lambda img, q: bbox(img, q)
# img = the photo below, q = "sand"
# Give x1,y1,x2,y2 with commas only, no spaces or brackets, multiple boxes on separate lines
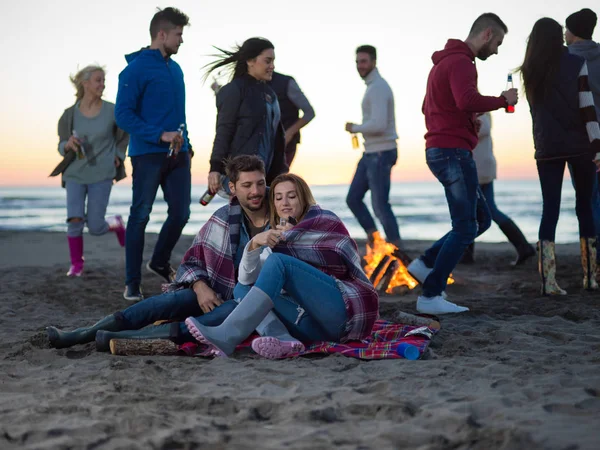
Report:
1,230,599,449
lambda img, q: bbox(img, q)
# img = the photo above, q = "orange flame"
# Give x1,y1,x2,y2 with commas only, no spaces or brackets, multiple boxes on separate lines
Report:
363,231,454,294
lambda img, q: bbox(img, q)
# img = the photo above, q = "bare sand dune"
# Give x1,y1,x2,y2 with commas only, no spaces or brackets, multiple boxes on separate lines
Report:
1,231,599,449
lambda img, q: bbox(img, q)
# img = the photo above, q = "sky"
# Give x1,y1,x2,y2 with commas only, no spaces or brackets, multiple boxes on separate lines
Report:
2,0,599,186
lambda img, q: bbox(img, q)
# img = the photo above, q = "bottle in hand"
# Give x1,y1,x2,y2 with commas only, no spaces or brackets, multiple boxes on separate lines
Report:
199,188,216,206
351,133,359,149
505,74,515,114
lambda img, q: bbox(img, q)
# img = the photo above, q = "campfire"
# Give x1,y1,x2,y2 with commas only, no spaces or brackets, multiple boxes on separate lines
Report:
363,232,454,295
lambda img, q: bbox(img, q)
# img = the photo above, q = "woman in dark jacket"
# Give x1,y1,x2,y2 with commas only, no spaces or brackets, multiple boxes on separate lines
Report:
518,18,600,295
205,37,287,195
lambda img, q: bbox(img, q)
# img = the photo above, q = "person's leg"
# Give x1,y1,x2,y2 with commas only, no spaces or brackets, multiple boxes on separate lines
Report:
346,154,378,241
569,155,598,289
65,181,87,277
185,253,347,356
150,152,191,281
125,154,163,298
593,172,600,264
85,179,112,236
421,150,479,295
536,159,567,295
366,149,402,247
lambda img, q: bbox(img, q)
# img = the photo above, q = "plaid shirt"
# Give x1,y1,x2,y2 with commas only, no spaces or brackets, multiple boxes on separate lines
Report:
274,205,379,342
165,198,243,300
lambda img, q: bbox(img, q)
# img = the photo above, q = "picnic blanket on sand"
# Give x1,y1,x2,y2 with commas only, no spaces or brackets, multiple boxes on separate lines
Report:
179,320,440,360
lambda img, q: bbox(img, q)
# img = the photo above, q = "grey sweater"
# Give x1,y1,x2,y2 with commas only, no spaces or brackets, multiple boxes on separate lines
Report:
57,101,128,185
351,68,398,152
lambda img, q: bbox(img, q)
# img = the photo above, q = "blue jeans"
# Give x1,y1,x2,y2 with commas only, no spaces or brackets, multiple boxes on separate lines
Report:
234,253,348,342
346,148,401,245
125,152,191,285
421,148,492,297
479,182,511,227
65,179,113,237
116,288,238,341
538,155,595,241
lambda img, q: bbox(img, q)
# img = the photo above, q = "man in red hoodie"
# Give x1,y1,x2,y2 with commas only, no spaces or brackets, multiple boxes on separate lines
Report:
407,13,519,315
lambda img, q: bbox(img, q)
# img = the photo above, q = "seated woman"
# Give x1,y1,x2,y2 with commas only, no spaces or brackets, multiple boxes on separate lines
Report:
185,173,380,358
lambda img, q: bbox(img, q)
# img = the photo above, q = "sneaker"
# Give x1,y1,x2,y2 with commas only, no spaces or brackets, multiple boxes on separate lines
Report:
123,283,144,302
146,261,176,283
407,258,447,299
106,215,126,247
417,295,469,315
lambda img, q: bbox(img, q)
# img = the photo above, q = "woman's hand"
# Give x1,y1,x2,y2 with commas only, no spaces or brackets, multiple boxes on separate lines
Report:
276,222,294,232
249,229,283,250
64,135,81,152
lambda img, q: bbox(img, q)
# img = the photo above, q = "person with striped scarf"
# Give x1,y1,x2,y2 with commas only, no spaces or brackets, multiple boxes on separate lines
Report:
518,18,600,295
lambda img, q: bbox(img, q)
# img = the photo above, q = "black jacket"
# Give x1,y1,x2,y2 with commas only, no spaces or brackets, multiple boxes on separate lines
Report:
210,73,287,184
530,49,591,160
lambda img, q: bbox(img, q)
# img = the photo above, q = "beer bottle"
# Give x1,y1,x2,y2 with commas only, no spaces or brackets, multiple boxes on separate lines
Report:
505,74,515,114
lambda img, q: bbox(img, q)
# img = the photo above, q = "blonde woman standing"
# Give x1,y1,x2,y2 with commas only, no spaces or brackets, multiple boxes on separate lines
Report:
56,65,129,277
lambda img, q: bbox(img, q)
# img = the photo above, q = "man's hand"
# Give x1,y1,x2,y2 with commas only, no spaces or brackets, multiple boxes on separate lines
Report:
192,280,223,313
345,122,355,133
65,135,81,152
160,131,180,143
249,229,283,251
208,171,222,194
284,130,294,146
501,88,518,106
114,156,121,167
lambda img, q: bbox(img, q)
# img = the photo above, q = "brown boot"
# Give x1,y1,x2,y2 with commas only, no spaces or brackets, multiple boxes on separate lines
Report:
538,241,567,296
580,237,599,290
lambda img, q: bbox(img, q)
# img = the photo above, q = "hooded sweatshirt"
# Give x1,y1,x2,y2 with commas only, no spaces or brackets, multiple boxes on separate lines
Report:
115,48,189,157
423,39,507,151
568,40,600,118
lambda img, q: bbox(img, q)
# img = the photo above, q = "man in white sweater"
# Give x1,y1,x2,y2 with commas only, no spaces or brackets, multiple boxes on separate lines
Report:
345,45,401,248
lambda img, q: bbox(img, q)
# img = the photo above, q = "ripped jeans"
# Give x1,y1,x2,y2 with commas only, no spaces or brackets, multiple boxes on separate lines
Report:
233,253,348,343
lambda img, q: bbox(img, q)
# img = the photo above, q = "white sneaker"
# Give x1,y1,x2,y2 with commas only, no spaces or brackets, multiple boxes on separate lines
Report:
416,295,469,315
407,259,448,299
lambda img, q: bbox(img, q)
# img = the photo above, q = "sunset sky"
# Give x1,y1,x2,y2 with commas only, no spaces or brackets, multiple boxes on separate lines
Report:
2,0,598,186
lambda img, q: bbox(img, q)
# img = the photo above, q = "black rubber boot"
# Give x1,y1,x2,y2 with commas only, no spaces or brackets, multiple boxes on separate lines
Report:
47,315,121,349
499,220,535,266
95,322,178,352
459,243,475,264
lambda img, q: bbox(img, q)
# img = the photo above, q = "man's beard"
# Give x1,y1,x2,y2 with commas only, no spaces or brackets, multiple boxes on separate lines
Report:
243,196,265,212
477,42,493,61
165,44,179,56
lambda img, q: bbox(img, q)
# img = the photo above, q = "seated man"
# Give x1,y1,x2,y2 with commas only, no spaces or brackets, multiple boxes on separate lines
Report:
47,155,287,351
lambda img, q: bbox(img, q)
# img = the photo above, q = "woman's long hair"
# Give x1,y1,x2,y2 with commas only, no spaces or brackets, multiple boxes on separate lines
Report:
517,18,565,104
269,173,316,228
202,37,274,83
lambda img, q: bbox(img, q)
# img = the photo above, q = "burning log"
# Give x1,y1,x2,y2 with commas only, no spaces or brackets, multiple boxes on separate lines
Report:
369,255,391,286
376,259,400,293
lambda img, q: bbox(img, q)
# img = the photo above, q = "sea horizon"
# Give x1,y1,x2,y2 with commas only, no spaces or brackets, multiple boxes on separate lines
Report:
0,179,584,244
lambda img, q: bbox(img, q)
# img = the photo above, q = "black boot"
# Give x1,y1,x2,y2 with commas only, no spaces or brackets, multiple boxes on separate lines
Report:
499,220,535,266
47,315,121,349
459,243,475,264
95,322,178,352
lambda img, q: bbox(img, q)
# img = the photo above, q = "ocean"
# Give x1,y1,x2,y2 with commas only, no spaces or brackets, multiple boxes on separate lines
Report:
0,180,584,244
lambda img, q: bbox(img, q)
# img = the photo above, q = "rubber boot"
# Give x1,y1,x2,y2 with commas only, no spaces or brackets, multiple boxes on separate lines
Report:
47,314,121,349
538,240,567,296
106,215,126,247
67,236,84,277
580,237,599,290
185,286,274,356
499,220,535,266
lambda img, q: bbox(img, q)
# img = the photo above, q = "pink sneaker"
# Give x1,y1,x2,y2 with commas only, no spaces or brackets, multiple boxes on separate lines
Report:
107,215,126,247
251,336,305,359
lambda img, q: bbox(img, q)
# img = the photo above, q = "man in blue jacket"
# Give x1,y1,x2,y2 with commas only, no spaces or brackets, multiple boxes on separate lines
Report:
115,7,191,302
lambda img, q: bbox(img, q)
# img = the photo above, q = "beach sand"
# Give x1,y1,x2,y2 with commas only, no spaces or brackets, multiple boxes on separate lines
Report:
1,230,599,449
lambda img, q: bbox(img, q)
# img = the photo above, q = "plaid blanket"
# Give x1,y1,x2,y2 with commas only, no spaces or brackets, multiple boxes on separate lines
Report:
179,320,439,360
165,197,243,300
274,205,379,341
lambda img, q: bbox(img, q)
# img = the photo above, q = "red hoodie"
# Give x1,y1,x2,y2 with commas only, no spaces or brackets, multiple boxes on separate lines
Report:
423,39,507,151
